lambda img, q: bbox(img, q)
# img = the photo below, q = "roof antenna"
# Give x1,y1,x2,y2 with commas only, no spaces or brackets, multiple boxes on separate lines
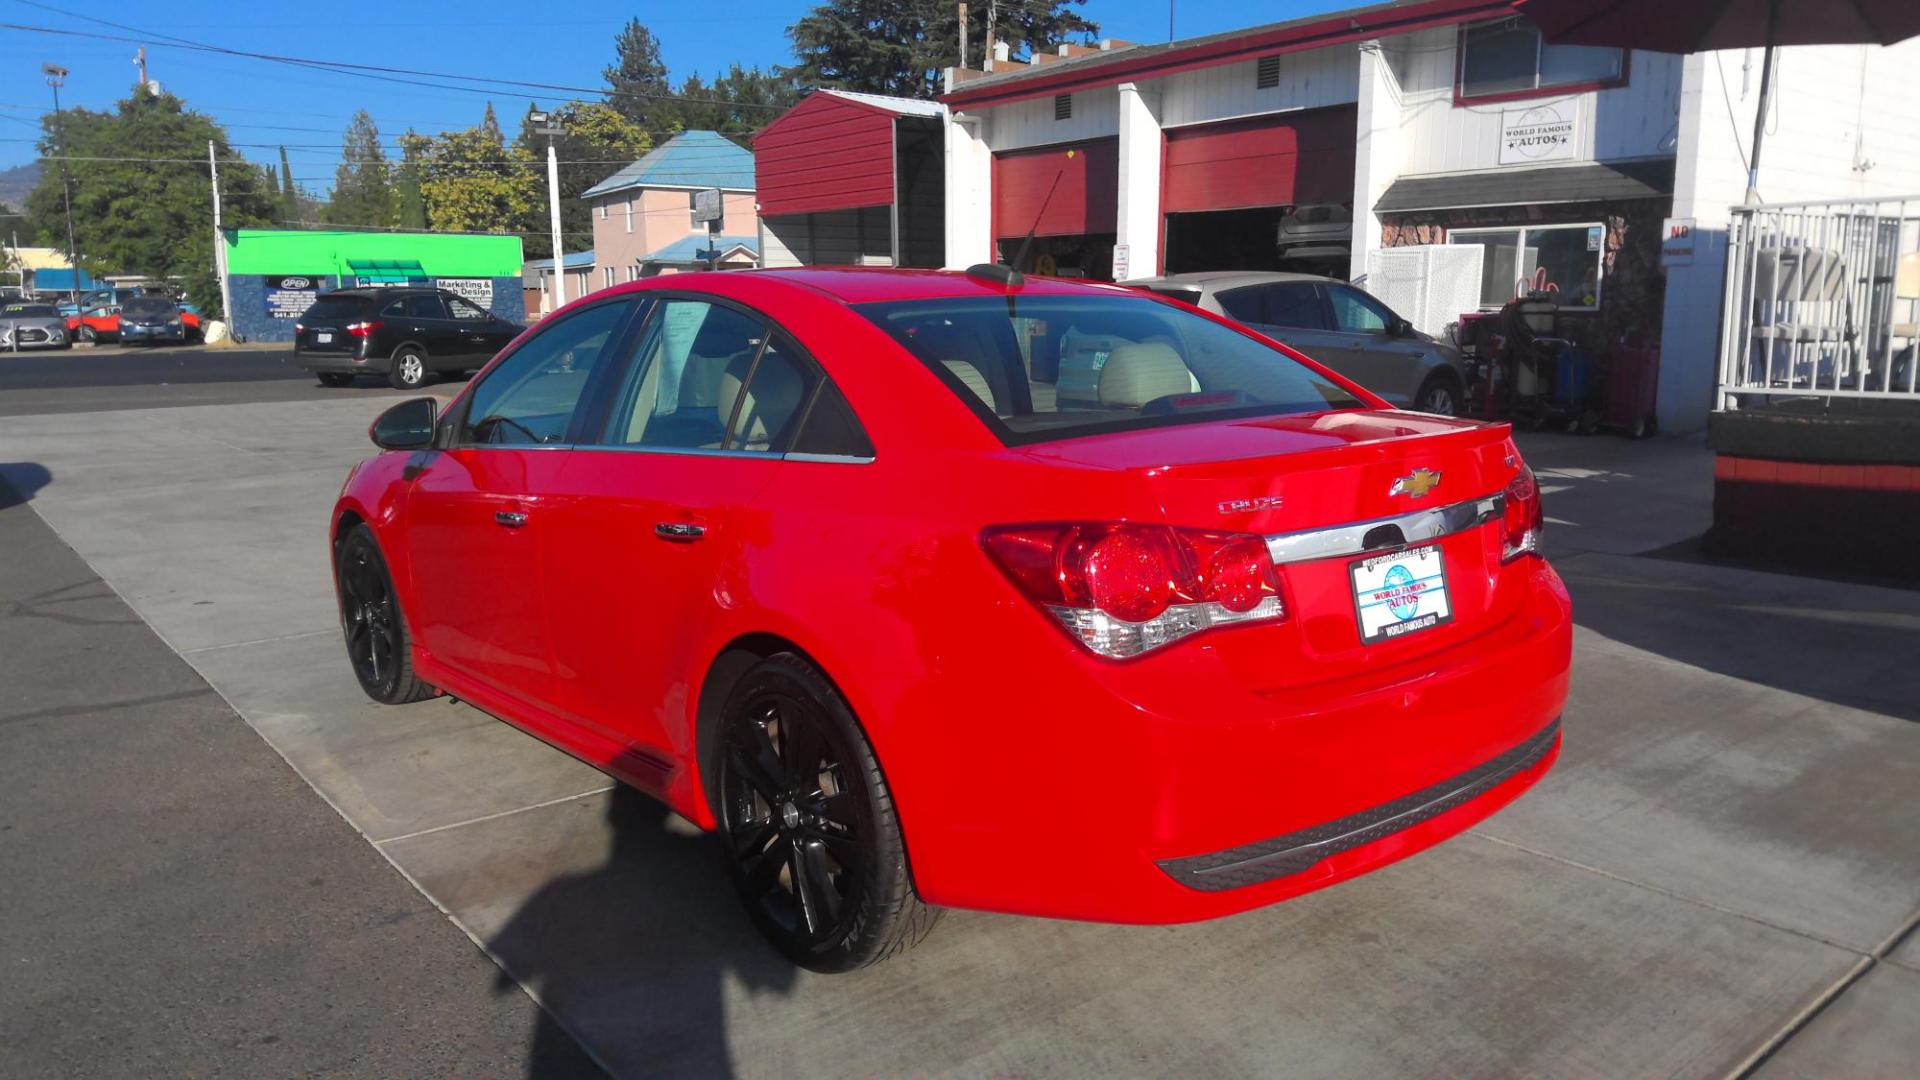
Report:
967,168,1064,288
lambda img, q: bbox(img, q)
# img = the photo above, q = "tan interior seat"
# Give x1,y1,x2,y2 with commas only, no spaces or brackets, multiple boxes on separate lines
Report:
1098,343,1198,408
719,353,807,450
941,359,996,411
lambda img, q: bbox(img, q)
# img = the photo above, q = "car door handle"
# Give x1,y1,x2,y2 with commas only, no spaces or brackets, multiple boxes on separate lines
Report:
495,510,528,528
654,522,705,541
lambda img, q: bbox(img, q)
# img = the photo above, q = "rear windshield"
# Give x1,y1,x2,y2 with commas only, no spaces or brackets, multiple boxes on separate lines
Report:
121,297,176,316
856,294,1363,445
302,295,374,320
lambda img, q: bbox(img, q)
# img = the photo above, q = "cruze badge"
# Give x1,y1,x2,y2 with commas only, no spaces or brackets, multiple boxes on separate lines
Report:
1389,468,1442,498
1217,495,1283,514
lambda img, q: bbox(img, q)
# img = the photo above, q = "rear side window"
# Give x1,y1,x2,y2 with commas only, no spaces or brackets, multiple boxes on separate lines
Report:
1215,287,1267,324
790,381,874,459
405,294,448,320
857,294,1361,446
724,334,818,453
1267,285,1329,330
460,300,631,445
303,295,372,321
605,299,766,450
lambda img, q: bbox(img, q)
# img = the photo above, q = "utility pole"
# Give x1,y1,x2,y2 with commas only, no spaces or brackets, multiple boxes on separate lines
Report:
959,3,969,69
530,111,567,311
985,0,996,71
209,140,236,341
134,46,148,89
42,64,78,305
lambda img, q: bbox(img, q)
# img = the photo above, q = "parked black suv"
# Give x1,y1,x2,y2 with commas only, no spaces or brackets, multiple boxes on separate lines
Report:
294,287,523,389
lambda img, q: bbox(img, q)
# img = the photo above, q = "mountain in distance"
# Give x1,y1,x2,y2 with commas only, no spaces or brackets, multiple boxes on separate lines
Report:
0,162,44,218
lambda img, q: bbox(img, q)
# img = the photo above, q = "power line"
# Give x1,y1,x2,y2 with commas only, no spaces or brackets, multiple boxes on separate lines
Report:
2,6,792,113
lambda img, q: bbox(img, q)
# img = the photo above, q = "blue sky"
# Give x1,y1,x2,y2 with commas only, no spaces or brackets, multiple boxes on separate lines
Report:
0,0,1342,184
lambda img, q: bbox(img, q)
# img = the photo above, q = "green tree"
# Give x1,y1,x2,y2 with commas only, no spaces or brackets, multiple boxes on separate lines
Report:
603,18,674,129
323,110,394,227
406,104,540,235
23,85,275,314
670,65,801,135
790,0,1096,98
395,130,427,229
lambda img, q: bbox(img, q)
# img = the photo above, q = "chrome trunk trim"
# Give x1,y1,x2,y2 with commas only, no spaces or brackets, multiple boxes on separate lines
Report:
1263,492,1504,565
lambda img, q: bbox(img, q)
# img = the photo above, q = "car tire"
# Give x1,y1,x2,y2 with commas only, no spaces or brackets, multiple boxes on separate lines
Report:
716,652,941,972
77,325,95,344
335,524,435,705
389,347,429,390
1413,372,1464,417
316,372,355,388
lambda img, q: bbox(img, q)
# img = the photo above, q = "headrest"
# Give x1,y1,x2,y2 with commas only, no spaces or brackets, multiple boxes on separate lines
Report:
1098,343,1195,408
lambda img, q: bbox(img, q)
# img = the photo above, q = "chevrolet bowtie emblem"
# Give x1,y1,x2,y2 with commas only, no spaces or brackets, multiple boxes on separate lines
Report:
1389,468,1442,498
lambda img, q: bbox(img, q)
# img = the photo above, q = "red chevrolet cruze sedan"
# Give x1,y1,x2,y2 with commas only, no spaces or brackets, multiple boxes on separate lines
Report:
331,267,1570,971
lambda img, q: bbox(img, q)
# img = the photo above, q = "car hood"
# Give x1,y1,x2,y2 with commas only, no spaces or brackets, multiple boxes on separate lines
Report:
2,315,66,330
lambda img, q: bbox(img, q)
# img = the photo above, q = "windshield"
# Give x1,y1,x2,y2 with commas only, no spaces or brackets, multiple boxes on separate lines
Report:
122,297,177,316
856,294,1364,445
3,304,56,317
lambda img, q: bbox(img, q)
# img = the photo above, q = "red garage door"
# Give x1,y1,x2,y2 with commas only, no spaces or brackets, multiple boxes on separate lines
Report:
993,139,1118,240
1162,106,1357,213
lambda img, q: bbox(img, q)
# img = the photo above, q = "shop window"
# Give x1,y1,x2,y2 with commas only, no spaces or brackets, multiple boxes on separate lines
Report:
1449,223,1605,310
1458,18,1623,101
1054,94,1072,121
1255,55,1280,90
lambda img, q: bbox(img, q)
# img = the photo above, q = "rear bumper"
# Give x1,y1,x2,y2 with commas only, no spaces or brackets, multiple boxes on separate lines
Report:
297,350,381,374
1157,717,1560,891
894,558,1572,924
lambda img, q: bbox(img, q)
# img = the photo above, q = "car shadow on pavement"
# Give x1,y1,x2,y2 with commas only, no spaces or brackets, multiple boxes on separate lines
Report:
1560,554,1920,724
0,463,52,508
487,784,799,1079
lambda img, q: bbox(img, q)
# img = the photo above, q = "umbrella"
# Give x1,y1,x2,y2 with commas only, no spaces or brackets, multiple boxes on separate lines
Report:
1515,0,1920,202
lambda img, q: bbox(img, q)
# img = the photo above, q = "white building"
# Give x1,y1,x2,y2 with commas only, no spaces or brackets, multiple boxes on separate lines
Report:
938,0,1920,432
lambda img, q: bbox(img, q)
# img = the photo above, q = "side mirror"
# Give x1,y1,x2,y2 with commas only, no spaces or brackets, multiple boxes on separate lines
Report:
370,397,438,451
1388,316,1414,337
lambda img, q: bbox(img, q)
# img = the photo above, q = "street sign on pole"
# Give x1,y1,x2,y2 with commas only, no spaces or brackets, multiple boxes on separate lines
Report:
691,188,723,228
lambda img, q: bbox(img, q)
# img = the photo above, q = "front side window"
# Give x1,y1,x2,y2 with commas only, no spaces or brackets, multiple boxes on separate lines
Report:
1459,18,1623,100
1326,286,1394,334
858,295,1362,446
459,300,631,446
1450,224,1604,309
604,299,767,450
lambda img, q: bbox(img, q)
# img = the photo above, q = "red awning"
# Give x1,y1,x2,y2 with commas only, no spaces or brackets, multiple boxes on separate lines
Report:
1162,106,1357,214
992,139,1119,240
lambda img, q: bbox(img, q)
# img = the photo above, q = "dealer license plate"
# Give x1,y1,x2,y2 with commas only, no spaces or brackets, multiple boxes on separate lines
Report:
316,332,333,344
1350,545,1452,644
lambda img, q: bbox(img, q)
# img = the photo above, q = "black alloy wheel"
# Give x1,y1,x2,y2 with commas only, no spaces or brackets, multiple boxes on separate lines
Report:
335,524,434,704
717,654,940,971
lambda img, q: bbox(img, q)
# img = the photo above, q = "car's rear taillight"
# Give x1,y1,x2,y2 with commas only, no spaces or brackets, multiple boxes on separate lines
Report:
981,522,1286,658
347,320,383,337
294,322,304,333
1502,466,1544,561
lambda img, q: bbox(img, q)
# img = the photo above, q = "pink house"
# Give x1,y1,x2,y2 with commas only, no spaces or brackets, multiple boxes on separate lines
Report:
581,130,761,290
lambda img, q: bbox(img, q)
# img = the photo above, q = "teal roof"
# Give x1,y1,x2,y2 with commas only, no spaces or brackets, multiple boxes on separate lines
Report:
581,131,755,198
642,234,758,265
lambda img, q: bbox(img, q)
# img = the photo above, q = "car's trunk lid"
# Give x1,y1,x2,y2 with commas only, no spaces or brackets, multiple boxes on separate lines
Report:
1017,409,1527,688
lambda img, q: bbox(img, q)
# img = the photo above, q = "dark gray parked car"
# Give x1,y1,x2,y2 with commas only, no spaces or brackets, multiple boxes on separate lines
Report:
1133,272,1469,415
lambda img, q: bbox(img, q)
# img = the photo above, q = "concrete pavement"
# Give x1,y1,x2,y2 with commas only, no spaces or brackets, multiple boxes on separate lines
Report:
1,400,1915,1077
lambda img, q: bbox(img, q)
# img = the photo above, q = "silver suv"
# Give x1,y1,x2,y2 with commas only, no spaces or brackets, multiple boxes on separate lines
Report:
1132,272,1469,416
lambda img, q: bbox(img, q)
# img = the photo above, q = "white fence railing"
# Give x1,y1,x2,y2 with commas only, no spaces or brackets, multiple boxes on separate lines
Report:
1717,195,1920,408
